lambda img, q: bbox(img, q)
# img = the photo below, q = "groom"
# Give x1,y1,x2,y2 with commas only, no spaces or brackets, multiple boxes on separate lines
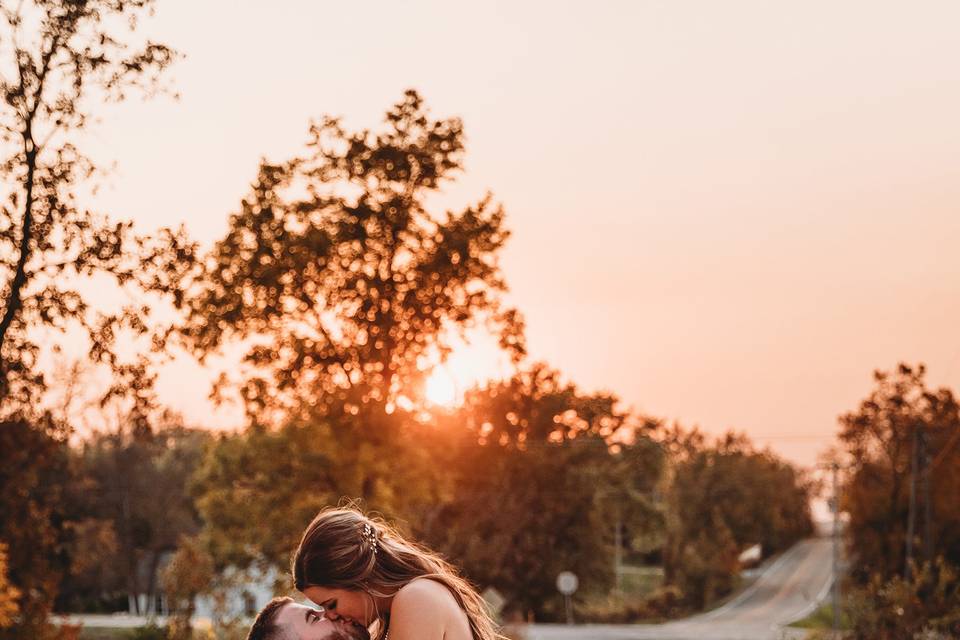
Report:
246,597,370,640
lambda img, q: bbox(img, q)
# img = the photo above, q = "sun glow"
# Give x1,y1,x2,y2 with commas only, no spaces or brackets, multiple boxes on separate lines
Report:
425,367,458,406
421,333,511,408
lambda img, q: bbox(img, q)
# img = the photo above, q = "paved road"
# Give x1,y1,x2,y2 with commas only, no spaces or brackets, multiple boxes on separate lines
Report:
526,538,833,640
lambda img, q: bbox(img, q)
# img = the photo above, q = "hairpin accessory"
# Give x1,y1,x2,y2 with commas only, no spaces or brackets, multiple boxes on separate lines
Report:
363,522,379,555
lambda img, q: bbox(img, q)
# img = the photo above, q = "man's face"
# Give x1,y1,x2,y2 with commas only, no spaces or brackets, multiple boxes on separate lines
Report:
274,602,369,640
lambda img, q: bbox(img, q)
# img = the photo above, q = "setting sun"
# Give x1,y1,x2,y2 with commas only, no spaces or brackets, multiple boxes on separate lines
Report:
425,367,458,406
421,332,511,407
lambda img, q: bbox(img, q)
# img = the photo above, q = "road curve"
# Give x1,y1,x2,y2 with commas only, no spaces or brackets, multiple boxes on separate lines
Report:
526,537,833,640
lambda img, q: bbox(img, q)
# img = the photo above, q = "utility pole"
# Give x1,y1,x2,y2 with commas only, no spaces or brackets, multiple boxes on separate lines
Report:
831,462,841,638
614,507,623,594
905,425,919,580
920,427,932,563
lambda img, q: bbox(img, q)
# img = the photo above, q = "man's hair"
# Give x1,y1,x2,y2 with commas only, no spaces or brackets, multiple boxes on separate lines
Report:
247,596,294,640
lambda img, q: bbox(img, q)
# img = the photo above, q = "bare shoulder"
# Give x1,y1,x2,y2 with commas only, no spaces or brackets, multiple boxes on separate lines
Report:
393,577,460,611
389,578,472,640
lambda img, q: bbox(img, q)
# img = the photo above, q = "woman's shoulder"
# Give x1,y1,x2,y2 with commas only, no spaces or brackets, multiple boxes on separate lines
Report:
394,577,460,609
389,577,471,640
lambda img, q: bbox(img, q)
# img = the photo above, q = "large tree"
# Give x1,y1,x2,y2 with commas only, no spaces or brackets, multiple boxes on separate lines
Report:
179,90,524,423
0,0,190,415
421,365,666,619
838,363,960,581
186,92,530,571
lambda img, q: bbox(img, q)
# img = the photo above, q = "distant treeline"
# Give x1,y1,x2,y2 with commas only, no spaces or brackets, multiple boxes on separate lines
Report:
0,386,814,634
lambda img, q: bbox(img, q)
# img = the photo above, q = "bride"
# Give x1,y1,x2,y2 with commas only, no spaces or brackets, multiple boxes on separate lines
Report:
292,507,503,640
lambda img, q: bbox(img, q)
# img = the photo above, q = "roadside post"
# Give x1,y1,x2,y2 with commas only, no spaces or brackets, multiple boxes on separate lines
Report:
831,462,840,638
556,571,578,625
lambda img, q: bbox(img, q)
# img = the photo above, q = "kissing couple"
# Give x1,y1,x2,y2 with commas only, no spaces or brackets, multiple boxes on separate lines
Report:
246,507,502,640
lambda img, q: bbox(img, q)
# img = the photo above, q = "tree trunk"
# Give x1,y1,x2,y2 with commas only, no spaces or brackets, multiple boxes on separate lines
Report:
0,144,38,389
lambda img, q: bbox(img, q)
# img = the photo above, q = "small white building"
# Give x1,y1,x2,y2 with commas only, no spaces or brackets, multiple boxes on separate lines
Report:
194,565,282,622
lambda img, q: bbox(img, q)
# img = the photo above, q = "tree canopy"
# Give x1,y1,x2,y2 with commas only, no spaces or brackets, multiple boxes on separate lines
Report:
179,90,524,422
0,0,192,418
661,430,814,608
839,363,960,581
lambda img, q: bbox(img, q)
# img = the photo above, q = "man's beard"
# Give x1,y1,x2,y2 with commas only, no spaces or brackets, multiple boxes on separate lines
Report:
333,620,371,640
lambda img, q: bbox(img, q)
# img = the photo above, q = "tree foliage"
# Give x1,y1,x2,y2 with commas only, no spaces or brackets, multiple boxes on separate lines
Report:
0,0,191,416
192,409,442,573
839,363,960,581
0,543,20,629
0,418,71,638
178,90,524,421
419,365,665,618
161,536,214,640
661,429,813,608
64,423,210,615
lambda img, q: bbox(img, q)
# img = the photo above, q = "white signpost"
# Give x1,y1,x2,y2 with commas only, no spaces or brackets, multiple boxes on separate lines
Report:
556,571,578,624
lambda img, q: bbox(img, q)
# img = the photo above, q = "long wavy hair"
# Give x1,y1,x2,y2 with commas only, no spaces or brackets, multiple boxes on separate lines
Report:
292,507,503,640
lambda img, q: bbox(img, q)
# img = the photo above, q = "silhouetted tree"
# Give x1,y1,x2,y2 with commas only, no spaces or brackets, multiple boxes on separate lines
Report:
0,0,191,417
179,90,524,423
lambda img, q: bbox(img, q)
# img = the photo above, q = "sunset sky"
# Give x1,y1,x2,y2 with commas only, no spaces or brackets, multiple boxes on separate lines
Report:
78,1,960,467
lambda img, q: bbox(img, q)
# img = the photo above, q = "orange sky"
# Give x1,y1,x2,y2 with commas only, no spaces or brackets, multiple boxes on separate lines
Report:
77,1,960,467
